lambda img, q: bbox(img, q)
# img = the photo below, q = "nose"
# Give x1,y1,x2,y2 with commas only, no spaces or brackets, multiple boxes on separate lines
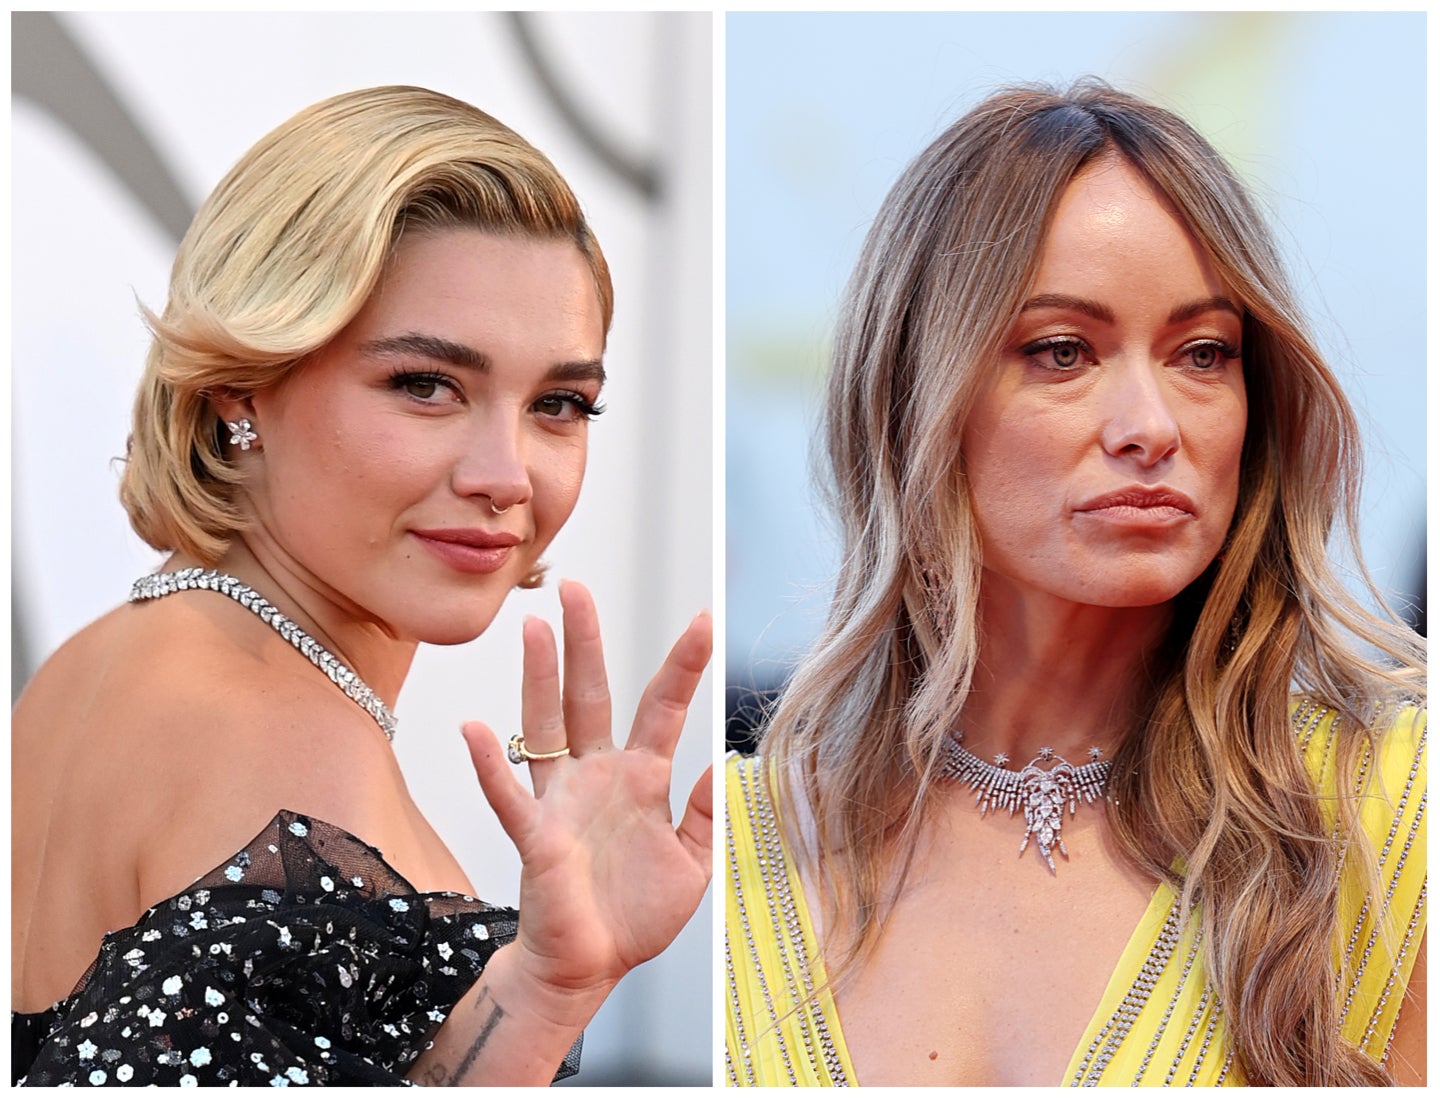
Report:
451,416,532,513
1099,362,1181,467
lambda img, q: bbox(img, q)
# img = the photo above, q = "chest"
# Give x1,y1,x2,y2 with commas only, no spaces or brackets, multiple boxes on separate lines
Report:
831,803,1158,1086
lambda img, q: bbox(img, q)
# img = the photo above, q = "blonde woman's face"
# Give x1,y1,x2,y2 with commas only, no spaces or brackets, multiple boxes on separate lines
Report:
246,229,605,644
962,156,1247,611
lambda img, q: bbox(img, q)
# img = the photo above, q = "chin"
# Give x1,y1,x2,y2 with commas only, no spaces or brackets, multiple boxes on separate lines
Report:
393,598,509,647
1081,556,1215,609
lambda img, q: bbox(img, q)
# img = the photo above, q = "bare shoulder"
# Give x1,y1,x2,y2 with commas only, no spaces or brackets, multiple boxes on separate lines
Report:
12,596,471,1010
14,597,415,909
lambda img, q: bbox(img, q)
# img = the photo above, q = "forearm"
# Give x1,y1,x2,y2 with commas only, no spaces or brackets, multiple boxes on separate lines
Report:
406,942,614,1086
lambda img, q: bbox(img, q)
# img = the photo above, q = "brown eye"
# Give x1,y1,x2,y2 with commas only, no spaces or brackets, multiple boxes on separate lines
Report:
533,390,605,422
387,370,460,403
1175,341,1238,371
1019,336,1092,371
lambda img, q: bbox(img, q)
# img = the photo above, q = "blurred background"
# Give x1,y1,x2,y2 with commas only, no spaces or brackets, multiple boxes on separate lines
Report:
725,12,1425,749
12,12,712,1085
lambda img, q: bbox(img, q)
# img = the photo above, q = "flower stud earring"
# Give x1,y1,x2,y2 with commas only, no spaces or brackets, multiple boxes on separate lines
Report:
226,417,258,451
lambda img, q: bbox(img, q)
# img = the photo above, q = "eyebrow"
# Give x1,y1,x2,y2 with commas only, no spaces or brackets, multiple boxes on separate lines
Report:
360,333,485,368
1166,296,1243,324
1018,293,1242,326
359,331,606,385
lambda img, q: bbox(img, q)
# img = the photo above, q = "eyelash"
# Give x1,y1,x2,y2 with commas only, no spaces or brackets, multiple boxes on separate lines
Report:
1174,339,1241,371
1020,335,1094,371
388,369,461,402
536,391,607,422
386,369,606,420
1018,336,1240,371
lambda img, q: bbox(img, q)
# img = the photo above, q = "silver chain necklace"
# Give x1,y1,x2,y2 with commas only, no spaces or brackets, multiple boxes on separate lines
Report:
940,734,1111,874
129,567,397,741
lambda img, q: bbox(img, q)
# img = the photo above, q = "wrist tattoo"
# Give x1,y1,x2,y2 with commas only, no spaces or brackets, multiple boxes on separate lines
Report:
445,986,506,1085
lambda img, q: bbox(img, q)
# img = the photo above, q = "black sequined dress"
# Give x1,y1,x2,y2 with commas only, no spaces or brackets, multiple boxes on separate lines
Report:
12,811,580,1086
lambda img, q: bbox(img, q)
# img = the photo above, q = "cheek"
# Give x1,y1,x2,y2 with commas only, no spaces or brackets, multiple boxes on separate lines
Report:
963,405,1072,517
534,440,588,531
1202,388,1248,489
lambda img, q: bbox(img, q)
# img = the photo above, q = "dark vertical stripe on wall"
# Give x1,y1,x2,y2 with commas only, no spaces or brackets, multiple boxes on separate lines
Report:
11,12,196,691
12,12,193,244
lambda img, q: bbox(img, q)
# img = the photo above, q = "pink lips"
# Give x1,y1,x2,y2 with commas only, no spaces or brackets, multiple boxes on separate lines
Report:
411,528,522,574
1074,487,1196,527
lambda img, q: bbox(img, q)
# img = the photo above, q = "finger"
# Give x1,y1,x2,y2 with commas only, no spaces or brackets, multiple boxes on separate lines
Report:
626,609,713,758
559,579,613,755
462,721,537,845
520,615,567,796
675,764,714,873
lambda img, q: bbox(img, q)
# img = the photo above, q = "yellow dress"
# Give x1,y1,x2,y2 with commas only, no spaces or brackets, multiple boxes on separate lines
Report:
724,702,1426,1086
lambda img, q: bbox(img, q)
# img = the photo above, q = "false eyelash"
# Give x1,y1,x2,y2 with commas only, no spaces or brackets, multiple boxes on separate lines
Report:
386,368,461,395
564,393,606,419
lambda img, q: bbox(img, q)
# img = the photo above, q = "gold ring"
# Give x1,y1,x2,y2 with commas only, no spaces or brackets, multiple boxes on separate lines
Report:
507,733,571,764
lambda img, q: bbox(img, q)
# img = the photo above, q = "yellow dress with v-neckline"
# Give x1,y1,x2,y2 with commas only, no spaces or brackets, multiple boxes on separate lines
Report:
724,701,1426,1086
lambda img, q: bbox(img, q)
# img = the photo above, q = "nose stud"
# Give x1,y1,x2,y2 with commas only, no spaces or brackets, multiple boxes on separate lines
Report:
489,499,511,516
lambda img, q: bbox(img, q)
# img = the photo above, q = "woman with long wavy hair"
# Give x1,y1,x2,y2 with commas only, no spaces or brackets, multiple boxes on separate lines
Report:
725,80,1425,1086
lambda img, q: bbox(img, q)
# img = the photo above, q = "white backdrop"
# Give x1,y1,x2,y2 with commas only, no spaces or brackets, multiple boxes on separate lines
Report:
12,11,713,1085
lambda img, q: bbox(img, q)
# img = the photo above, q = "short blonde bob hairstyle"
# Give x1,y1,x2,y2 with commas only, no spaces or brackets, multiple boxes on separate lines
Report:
120,85,613,564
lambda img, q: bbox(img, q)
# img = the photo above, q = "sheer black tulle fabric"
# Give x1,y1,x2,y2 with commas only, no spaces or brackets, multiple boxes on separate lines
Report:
13,811,581,1086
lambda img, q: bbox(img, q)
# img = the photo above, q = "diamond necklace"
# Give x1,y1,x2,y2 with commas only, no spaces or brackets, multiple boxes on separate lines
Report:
129,567,397,740
940,734,1111,874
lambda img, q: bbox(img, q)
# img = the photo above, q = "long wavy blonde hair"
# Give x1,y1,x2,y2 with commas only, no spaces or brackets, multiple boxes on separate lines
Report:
759,79,1424,1086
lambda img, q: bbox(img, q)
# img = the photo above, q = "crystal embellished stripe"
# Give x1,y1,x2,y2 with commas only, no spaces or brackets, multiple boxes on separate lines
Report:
726,760,788,1084
1165,983,1214,1085
129,567,396,739
1377,880,1426,1063
1338,719,1425,1033
1214,1047,1236,1085
726,756,850,1086
723,793,753,1086
1069,702,1423,1087
1130,930,1205,1085
748,765,848,1084
1071,897,1187,1086
742,761,804,1084
1186,991,1224,1086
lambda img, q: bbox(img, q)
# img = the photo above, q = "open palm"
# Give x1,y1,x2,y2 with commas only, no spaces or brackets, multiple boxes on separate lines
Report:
464,580,712,997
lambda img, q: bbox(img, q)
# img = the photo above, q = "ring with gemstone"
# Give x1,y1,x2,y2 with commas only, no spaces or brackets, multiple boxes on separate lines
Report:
506,734,571,764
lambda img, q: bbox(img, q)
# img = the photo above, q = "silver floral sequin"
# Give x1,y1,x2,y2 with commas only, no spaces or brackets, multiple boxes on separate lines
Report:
13,812,583,1086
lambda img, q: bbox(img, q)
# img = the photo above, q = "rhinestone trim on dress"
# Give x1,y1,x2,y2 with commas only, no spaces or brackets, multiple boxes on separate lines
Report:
129,567,397,740
726,755,849,1086
1068,702,1425,1086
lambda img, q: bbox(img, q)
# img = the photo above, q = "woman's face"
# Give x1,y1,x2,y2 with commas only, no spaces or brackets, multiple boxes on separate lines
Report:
962,156,1247,611
244,228,606,644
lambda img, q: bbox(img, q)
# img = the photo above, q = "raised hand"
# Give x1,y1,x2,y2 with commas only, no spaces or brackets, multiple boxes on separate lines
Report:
463,579,713,999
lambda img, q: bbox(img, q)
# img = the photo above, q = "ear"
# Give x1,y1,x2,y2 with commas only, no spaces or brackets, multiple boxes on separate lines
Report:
208,390,262,453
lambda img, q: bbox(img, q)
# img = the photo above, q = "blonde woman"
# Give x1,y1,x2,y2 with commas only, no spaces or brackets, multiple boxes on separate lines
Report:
726,81,1425,1086
13,86,712,1086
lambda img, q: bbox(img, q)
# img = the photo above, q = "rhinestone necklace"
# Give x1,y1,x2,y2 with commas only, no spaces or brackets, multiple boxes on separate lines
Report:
129,567,397,740
940,734,1111,874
